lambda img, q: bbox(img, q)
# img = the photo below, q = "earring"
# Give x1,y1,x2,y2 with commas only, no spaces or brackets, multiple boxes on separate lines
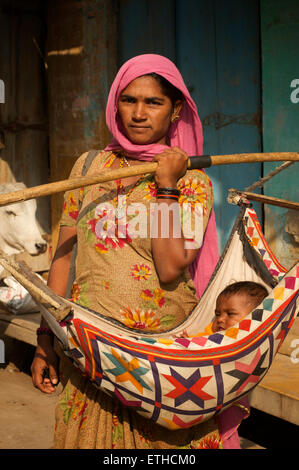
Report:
171,114,180,123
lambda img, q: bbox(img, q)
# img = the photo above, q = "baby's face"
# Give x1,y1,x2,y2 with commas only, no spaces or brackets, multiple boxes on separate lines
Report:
212,293,254,332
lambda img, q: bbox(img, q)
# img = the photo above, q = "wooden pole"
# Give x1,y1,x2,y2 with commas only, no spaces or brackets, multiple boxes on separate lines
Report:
229,189,299,211
0,251,72,321
0,152,298,207
210,152,299,165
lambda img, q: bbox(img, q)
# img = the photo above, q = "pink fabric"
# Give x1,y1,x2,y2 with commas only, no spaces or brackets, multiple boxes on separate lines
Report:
105,53,218,296
105,54,203,160
216,396,250,449
188,207,219,297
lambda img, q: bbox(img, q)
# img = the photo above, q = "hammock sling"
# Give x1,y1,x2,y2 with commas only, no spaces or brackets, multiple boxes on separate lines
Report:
0,203,298,430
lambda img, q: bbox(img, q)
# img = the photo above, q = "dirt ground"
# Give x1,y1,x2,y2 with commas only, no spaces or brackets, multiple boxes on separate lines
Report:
0,365,59,449
0,338,60,449
0,337,264,450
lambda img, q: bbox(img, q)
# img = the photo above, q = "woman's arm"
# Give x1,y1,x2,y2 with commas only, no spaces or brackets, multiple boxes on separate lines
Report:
31,225,77,393
151,147,203,283
47,225,77,295
151,205,199,283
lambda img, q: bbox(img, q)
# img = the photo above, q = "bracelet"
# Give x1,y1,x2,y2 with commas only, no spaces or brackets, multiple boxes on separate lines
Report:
156,193,179,201
156,187,180,196
36,327,54,336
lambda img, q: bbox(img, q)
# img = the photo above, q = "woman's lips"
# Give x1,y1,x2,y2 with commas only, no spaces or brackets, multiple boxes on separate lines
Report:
129,125,150,129
128,126,151,136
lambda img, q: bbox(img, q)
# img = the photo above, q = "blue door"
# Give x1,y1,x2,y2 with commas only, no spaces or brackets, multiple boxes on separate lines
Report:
260,0,299,269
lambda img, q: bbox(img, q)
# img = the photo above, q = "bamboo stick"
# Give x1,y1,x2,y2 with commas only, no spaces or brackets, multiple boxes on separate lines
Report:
211,152,299,165
0,152,298,207
229,189,299,211
0,251,72,321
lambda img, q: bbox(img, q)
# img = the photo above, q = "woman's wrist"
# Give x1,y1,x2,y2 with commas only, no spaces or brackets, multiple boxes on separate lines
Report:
36,331,54,348
156,182,178,189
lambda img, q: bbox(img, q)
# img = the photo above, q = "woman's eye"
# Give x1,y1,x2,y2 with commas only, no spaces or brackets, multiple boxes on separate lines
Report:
120,96,135,103
147,99,163,105
6,210,16,216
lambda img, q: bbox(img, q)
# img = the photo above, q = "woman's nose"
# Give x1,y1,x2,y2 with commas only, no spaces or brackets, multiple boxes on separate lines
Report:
132,102,146,120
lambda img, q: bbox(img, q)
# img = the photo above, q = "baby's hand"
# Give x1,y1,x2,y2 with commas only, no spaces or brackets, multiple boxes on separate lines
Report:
172,329,188,339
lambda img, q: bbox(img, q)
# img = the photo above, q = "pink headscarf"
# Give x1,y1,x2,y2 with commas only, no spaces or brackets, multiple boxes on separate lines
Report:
105,54,203,160
105,54,219,297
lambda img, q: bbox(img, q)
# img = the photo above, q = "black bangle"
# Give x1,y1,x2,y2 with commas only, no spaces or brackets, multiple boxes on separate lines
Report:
156,194,179,201
156,187,180,196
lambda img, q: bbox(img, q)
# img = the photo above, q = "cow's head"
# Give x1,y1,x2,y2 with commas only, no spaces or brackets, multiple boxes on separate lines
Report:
0,183,47,257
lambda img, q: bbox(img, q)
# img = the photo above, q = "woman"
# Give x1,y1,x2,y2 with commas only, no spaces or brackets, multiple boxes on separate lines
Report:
31,54,238,449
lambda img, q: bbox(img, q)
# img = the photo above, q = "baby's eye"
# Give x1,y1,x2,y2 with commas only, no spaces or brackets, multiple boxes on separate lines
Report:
214,311,220,317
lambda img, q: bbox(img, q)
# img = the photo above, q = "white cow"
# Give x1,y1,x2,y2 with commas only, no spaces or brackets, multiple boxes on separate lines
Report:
0,182,47,258
0,182,47,313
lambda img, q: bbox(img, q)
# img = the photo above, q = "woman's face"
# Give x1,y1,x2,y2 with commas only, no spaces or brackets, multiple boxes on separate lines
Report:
117,75,181,146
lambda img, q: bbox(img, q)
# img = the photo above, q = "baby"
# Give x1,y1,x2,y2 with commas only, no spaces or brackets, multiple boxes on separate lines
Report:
177,281,268,338
211,281,268,332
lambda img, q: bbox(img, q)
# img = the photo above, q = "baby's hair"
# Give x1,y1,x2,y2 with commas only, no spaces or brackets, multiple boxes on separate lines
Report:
218,281,268,307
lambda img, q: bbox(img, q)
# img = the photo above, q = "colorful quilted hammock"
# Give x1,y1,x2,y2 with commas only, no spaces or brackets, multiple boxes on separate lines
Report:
18,207,299,429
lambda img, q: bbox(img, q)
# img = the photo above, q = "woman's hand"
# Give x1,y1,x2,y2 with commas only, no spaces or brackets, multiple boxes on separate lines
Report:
153,146,189,188
31,336,59,394
31,225,76,393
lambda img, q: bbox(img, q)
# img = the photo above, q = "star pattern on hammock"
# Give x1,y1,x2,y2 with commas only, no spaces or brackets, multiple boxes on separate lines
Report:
104,348,152,393
113,387,147,411
163,414,204,430
226,348,268,395
163,367,214,408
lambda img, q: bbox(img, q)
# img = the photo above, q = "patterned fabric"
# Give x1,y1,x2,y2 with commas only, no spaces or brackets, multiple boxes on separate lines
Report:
60,150,213,332
242,208,287,281
54,347,222,449
56,199,299,433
